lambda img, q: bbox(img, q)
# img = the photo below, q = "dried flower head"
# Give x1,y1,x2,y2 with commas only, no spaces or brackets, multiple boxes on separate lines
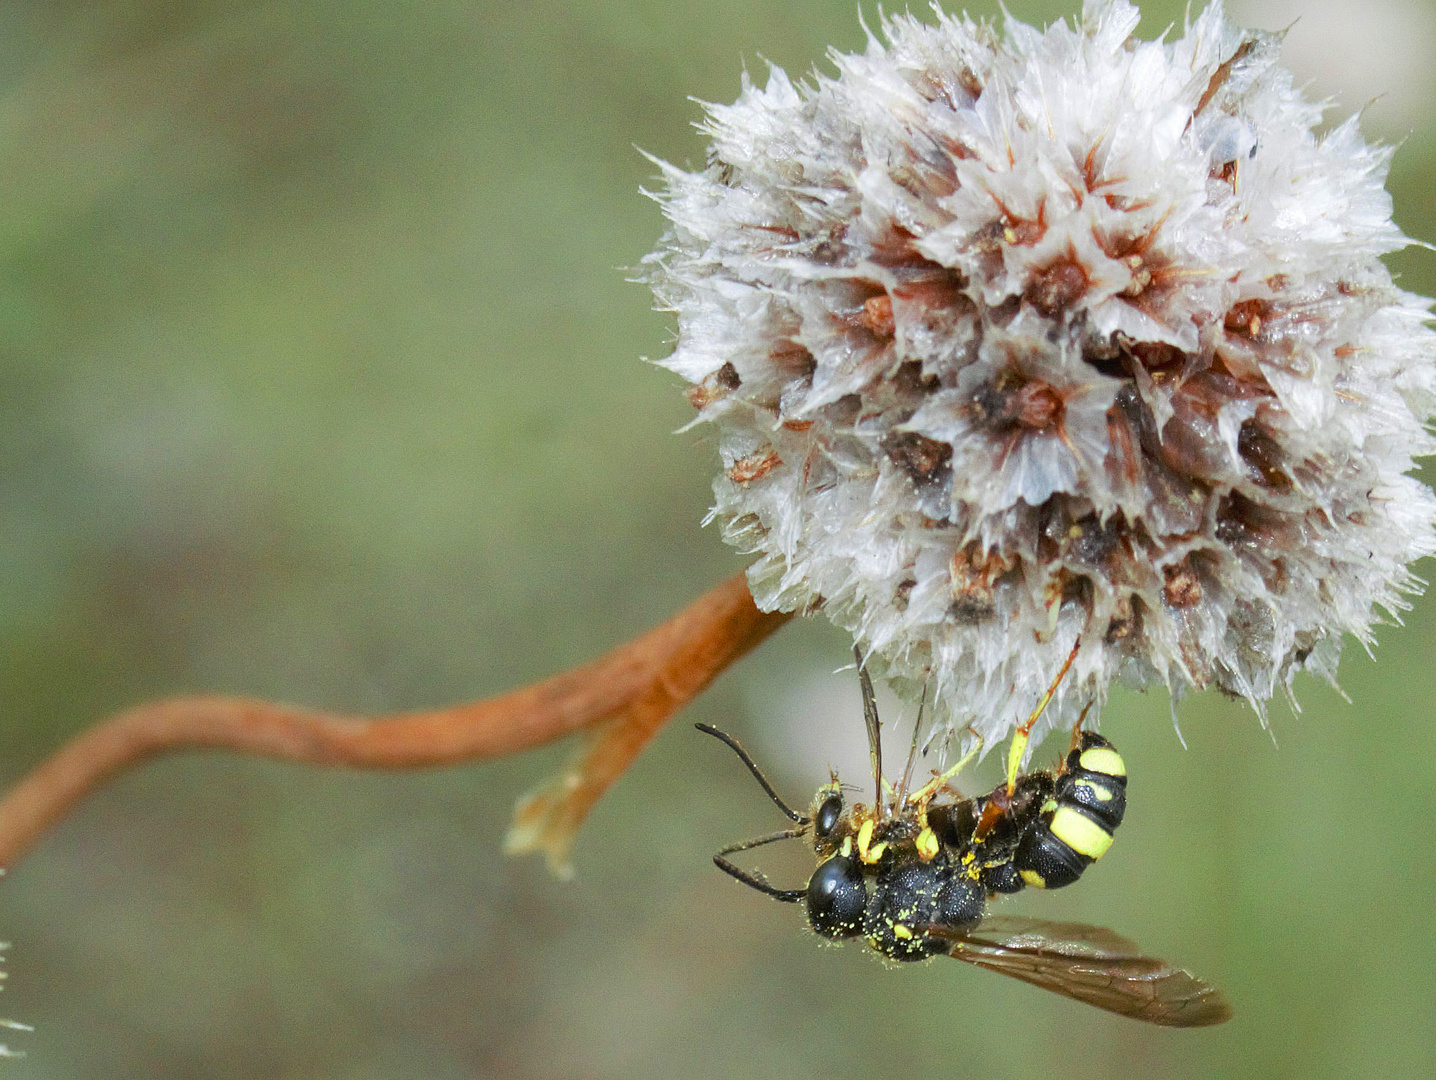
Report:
645,0,1436,753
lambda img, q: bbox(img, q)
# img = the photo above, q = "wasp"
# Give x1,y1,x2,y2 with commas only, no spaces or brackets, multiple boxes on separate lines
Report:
698,642,1231,1027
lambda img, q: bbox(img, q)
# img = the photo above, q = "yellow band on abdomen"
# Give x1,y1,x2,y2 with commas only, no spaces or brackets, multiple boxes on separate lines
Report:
1050,806,1114,861
1077,746,1126,778
1019,868,1048,889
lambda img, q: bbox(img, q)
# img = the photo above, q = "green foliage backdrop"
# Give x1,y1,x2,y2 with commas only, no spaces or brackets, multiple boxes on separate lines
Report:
2,1,1434,1076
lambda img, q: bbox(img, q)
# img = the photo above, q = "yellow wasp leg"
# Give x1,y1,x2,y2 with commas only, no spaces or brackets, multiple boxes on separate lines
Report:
1006,637,1081,795
907,733,983,807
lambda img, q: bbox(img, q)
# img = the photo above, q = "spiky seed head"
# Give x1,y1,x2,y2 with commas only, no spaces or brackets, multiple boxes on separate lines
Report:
644,0,1436,753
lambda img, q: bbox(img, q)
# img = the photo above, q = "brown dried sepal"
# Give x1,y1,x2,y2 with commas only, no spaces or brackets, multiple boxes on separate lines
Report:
862,293,896,337
1216,490,1291,546
1024,252,1089,315
728,450,783,485
891,272,977,342
1104,594,1142,643
950,543,1018,620
686,361,741,411
1224,299,1269,339
1012,380,1065,431
740,222,800,246
1124,340,1186,384
869,222,932,271
1162,559,1204,608
893,271,970,307
771,341,817,382
1263,556,1289,595
883,431,953,485
1104,400,1142,489
1195,40,1256,117
1237,418,1291,491
893,360,941,397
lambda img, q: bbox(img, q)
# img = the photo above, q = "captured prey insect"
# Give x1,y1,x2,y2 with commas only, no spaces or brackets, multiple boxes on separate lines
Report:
698,643,1231,1027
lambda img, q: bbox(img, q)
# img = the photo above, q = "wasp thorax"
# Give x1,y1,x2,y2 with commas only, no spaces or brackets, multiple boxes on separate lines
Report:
862,859,953,961
649,0,1436,749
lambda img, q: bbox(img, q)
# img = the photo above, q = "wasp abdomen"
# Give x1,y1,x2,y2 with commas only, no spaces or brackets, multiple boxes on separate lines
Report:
1014,733,1127,890
1060,734,1127,829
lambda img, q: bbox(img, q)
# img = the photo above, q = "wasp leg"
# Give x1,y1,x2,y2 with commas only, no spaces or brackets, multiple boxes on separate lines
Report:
1063,701,1097,762
908,728,983,807
1006,637,1081,795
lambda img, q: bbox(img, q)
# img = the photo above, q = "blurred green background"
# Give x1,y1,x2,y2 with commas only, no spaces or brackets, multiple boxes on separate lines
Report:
2,0,1435,1076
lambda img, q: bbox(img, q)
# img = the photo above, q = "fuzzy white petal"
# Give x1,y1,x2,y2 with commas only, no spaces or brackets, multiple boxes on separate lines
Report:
647,1,1436,755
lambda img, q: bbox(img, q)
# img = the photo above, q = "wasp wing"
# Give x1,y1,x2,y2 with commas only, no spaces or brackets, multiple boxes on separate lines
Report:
930,915,1232,1027
854,647,883,811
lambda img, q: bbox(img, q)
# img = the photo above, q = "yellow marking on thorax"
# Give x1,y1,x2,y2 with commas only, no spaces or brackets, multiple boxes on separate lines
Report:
840,836,853,859
1078,746,1125,778
915,826,940,861
892,923,913,940
1050,806,1114,861
1020,868,1048,889
856,818,887,864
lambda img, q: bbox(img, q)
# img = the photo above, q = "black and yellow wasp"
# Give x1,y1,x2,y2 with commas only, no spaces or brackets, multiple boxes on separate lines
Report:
699,642,1231,1027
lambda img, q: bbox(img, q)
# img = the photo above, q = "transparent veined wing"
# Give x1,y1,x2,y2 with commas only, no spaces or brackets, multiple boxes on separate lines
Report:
853,647,884,813
929,915,1232,1027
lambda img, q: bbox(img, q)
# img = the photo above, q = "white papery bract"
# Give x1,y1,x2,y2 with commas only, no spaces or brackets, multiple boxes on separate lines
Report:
645,0,1436,755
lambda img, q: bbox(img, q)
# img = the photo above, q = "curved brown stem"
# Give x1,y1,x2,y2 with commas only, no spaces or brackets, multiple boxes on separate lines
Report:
0,572,791,871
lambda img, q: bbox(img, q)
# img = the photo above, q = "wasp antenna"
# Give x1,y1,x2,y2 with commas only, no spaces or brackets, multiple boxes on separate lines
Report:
713,827,808,902
696,723,809,824
712,856,806,903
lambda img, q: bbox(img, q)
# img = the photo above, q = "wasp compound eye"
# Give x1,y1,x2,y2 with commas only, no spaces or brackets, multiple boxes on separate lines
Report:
814,793,843,840
806,855,866,938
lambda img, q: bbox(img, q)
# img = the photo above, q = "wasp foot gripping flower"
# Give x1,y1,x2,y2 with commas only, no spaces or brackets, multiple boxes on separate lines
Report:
645,0,1436,754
